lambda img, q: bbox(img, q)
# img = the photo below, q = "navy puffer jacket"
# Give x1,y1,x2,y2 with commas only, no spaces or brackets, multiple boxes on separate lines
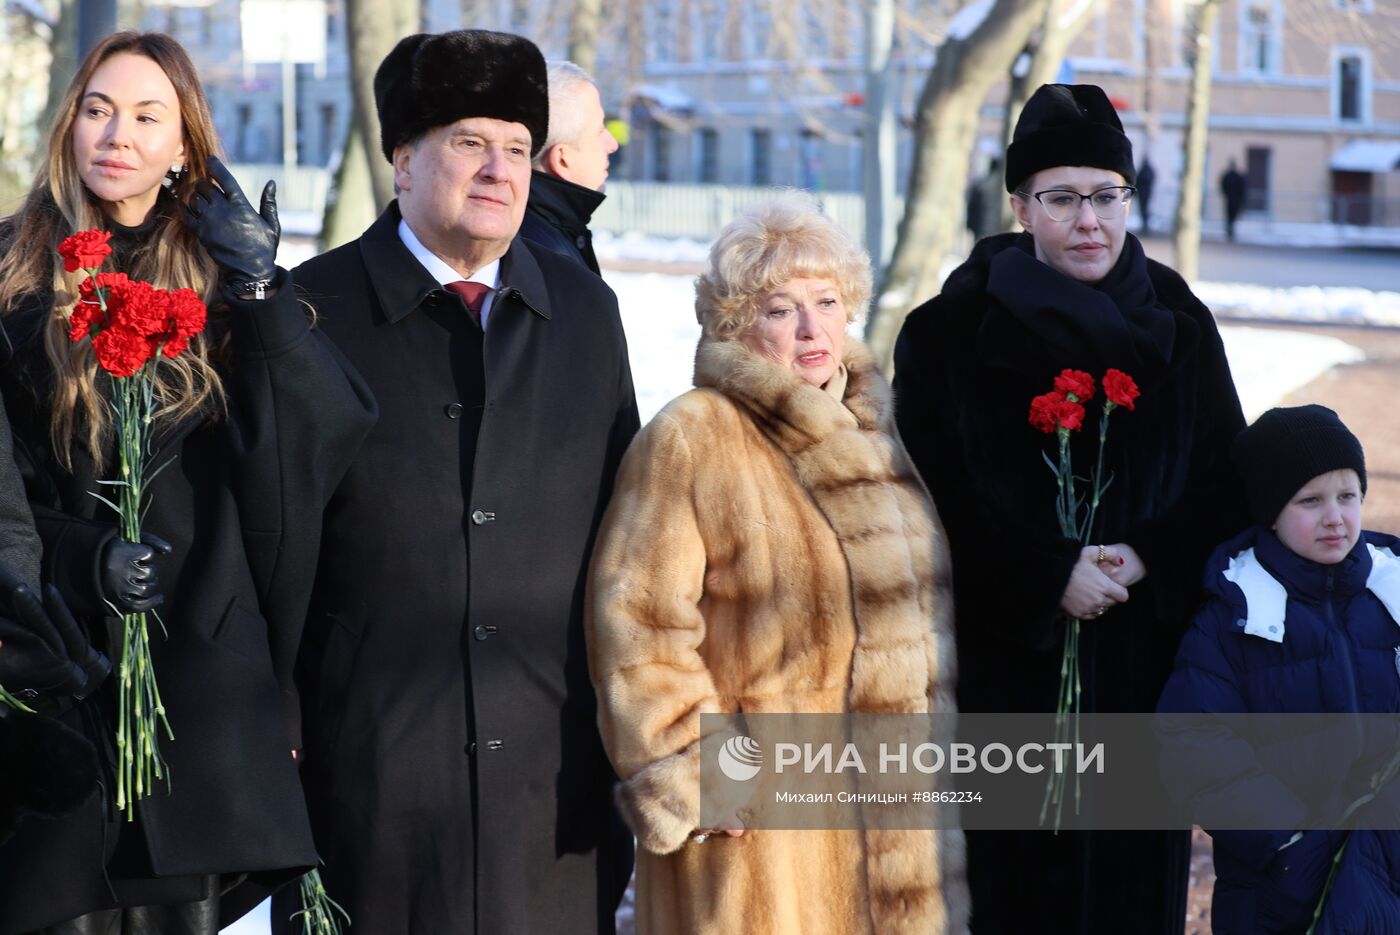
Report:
1159,527,1400,934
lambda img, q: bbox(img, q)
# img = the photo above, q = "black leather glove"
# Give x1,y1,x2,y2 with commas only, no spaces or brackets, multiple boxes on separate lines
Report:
183,155,279,290
0,571,111,700
99,533,170,614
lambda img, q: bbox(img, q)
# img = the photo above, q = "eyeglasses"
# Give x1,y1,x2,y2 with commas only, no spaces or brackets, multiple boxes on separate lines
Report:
1020,186,1137,222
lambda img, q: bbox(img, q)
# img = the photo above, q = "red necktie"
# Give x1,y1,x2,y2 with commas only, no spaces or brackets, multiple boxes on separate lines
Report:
445,280,490,327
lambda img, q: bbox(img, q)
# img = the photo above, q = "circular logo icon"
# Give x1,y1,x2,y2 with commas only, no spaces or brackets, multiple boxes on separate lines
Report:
717,735,763,782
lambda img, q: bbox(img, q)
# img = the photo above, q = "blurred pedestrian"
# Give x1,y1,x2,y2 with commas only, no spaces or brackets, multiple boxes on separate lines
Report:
1221,159,1247,241
1136,156,1156,232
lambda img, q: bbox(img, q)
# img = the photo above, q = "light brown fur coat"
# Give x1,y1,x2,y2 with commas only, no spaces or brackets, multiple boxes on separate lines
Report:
587,337,969,934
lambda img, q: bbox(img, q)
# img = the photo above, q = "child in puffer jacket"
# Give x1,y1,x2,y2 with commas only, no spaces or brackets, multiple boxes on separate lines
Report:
1159,404,1400,935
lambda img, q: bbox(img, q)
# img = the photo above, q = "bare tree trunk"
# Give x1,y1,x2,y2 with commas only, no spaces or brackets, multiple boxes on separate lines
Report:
569,0,603,74
995,0,1095,232
864,0,1051,371
320,112,379,251
343,0,418,211
42,0,79,130
1171,0,1218,284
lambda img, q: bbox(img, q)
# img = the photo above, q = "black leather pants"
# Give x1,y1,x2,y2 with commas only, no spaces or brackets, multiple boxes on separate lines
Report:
29,883,219,935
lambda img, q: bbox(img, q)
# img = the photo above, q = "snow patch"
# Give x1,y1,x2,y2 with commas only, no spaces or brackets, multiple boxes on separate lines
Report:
1217,326,1364,420
1200,281,1400,328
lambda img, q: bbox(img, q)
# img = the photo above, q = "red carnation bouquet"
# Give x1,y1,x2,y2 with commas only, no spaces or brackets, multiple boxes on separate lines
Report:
59,228,207,818
1028,367,1140,829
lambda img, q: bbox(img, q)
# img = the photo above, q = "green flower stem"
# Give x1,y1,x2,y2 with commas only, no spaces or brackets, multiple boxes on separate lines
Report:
108,364,173,820
293,868,351,934
0,684,34,714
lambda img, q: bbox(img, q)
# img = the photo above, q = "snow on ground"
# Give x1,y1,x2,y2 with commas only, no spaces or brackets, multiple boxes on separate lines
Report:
1201,281,1400,328
1217,326,1364,420
222,248,1368,935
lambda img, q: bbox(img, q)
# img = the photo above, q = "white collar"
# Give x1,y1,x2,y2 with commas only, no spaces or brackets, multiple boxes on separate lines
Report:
1223,543,1400,644
397,219,500,291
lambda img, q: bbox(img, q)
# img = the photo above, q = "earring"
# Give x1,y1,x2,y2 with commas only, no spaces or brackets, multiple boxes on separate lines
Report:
162,163,183,189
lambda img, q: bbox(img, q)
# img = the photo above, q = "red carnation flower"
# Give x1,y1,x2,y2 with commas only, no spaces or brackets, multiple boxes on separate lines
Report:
91,324,153,378
1103,369,1140,410
1056,399,1086,432
163,288,207,354
68,301,101,342
1053,369,1096,402
58,229,113,273
107,278,168,339
1029,391,1064,434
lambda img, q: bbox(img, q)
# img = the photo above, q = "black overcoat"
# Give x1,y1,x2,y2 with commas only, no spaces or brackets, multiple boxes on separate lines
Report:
282,203,639,935
892,233,1248,935
0,255,375,932
518,170,605,275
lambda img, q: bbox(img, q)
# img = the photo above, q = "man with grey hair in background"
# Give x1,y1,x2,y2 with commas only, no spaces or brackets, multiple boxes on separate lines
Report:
519,61,618,275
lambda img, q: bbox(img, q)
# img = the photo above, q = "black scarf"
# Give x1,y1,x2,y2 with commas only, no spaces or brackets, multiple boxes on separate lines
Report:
978,231,1177,380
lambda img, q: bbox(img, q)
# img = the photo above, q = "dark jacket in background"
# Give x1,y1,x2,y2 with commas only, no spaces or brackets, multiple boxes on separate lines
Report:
0,219,375,933
518,170,605,275
892,232,1247,935
1159,528,1400,934
281,202,638,935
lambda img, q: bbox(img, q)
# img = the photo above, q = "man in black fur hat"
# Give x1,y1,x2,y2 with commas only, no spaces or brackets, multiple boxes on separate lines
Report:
893,84,1247,934
283,30,638,935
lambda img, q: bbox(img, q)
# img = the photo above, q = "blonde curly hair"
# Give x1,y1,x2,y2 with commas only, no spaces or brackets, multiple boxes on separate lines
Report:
695,192,872,342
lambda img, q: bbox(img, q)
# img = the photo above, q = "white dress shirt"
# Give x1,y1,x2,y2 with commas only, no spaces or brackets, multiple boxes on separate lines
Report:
398,219,502,329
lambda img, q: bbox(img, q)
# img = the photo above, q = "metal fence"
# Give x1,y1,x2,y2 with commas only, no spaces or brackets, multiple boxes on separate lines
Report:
227,164,1398,247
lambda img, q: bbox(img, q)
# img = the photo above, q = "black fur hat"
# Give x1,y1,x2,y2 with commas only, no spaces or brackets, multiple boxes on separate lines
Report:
373,30,549,163
1005,84,1136,193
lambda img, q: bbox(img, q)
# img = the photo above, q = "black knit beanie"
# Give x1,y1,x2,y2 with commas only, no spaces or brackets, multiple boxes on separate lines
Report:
1230,405,1367,526
1005,84,1136,194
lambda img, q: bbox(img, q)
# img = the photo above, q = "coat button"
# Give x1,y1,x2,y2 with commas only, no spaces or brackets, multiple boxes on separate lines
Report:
473,624,498,641
445,403,463,419
470,509,495,525
465,741,476,755
576,236,587,249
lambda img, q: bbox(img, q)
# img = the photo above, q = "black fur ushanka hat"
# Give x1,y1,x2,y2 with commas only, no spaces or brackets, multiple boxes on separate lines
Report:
1005,84,1136,194
373,29,549,162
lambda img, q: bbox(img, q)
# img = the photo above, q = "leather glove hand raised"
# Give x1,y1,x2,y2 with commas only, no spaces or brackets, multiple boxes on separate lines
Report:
183,155,279,289
99,533,171,614
0,568,111,700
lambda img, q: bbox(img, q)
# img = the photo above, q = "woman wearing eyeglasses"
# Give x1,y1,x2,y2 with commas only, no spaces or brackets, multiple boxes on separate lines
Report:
892,84,1247,934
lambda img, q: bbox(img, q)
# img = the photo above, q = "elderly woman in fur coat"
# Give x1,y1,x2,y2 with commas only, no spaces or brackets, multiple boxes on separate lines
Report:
587,196,969,935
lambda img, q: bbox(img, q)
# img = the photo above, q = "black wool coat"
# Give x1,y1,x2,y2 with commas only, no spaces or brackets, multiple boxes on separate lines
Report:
0,260,375,932
282,203,639,935
892,233,1248,935
518,170,605,275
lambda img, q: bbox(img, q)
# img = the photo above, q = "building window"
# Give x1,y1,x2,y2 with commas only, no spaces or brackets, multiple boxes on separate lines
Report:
649,0,676,63
696,129,719,183
1245,146,1271,213
650,124,671,182
1334,49,1369,122
1238,0,1281,75
235,103,253,162
693,0,725,62
750,129,772,186
320,103,338,166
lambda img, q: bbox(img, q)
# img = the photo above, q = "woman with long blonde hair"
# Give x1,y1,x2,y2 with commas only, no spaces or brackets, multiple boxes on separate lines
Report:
0,31,373,935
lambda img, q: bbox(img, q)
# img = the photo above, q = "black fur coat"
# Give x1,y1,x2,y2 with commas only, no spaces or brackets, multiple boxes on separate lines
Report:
892,233,1247,935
